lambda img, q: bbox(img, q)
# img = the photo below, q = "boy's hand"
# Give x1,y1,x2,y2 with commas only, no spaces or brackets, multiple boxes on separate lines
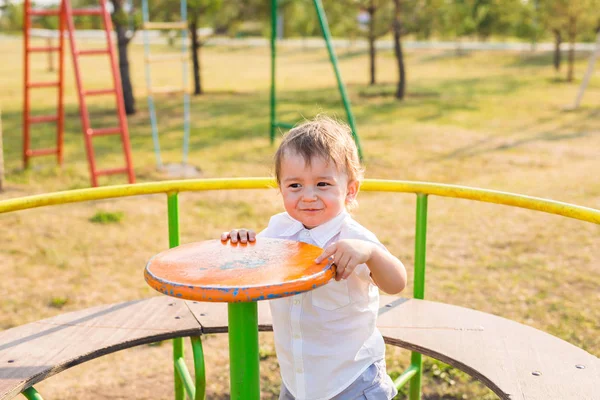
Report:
221,229,256,244
315,239,374,281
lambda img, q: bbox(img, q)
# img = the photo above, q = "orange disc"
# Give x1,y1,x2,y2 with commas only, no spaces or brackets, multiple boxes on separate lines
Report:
144,238,334,302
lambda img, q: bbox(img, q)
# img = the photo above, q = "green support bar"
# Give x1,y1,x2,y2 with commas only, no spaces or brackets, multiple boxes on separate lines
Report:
22,387,43,400
167,193,186,400
393,364,419,389
228,302,260,400
413,194,428,299
312,0,363,160
175,356,197,399
409,193,428,400
168,192,207,400
269,0,363,160
192,336,206,400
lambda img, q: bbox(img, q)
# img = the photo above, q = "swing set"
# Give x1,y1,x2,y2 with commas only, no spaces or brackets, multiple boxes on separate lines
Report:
139,0,364,174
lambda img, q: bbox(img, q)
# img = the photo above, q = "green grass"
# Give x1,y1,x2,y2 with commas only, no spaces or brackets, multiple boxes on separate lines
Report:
89,210,125,224
0,37,599,399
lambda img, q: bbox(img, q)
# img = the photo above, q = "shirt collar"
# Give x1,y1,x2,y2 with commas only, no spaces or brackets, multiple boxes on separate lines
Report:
281,211,348,248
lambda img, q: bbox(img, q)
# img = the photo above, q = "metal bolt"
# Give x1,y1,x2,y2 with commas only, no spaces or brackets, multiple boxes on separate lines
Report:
7,360,14,363
575,365,585,370
174,316,181,319
168,303,174,306
200,313,206,316
385,304,392,307
532,371,542,376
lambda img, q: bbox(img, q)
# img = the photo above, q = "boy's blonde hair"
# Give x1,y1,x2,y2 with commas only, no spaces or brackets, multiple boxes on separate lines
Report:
274,115,364,206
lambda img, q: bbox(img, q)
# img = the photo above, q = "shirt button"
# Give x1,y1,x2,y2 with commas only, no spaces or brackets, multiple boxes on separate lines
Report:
297,368,303,373
293,299,300,305
294,334,300,339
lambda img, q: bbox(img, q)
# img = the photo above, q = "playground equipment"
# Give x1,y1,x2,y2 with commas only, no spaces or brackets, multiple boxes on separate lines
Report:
141,0,198,176
138,0,364,165
22,0,135,187
145,238,335,398
270,0,363,159
0,179,598,400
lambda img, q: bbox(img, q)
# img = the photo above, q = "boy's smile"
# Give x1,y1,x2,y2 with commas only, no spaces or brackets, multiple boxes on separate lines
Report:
279,151,358,229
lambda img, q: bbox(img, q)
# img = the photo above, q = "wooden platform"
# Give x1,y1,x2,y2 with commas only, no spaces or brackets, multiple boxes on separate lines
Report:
0,295,597,399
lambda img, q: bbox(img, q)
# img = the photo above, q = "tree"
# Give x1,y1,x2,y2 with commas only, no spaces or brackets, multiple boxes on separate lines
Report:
111,0,137,114
392,0,405,100
177,0,266,95
363,0,392,85
187,0,221,95
541,0,600,82
0,0,23,31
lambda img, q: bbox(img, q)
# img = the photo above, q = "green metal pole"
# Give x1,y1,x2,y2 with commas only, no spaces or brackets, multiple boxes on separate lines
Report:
192,336,206,400
409,193,428,400
167,192,185,400
228,302,260,400
312,0,363,160
393,364,419,389
413,194,428,300
175,357,197,399
269,0,277,144
22,387,44,400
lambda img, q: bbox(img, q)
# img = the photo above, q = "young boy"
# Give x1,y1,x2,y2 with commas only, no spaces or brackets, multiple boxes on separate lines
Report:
222,115,407,400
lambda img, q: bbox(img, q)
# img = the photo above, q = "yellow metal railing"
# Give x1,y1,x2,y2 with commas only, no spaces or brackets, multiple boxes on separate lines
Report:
1,178,599,224
1,178,599,400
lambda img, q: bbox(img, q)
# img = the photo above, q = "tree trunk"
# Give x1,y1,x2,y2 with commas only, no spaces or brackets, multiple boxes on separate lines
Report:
392,0,405,100
567,16,577,82
553,29,562,72
112,1,135,114
368,4,376,85
190,21,203,95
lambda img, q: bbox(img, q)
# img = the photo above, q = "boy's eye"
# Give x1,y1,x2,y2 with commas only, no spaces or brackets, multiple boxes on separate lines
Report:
317,182,331,187
288,183,301,189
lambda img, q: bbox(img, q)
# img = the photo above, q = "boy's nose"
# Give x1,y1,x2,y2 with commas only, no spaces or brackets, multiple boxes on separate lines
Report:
302,188,317,201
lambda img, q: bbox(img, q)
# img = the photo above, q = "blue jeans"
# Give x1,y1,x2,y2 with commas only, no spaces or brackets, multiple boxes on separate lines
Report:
279,359,398,400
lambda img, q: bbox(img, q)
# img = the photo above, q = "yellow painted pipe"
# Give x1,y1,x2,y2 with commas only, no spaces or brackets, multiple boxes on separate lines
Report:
0,178,599,225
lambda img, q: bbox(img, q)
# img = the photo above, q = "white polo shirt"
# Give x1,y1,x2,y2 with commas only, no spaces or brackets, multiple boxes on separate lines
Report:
258,211,386,400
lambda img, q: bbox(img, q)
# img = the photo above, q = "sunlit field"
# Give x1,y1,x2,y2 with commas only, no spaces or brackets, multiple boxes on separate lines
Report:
1,34,599,399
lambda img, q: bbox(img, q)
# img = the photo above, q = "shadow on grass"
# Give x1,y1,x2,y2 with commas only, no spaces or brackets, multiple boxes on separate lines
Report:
507,51,590,68
335,48,370,61
352,75,525,123
433,108,599,161
417,49,474,63
1,74,529,176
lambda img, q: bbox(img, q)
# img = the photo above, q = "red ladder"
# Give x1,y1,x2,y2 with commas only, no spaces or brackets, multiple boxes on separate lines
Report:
23,0,65,168
23,0,135,187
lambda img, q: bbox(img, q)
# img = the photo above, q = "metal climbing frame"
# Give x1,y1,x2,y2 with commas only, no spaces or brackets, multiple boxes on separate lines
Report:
23,0,136,187
269,0,363,159
22,0,65,169
3,179,599,399
141,0,191,169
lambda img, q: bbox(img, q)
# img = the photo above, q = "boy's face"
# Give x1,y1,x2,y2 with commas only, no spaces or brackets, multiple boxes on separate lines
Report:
279,151,358,229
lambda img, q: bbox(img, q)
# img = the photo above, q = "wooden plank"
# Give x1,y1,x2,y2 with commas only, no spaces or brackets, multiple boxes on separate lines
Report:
185,300,273,333
0,297,200,400
1,294,596,400
377,295,599,400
